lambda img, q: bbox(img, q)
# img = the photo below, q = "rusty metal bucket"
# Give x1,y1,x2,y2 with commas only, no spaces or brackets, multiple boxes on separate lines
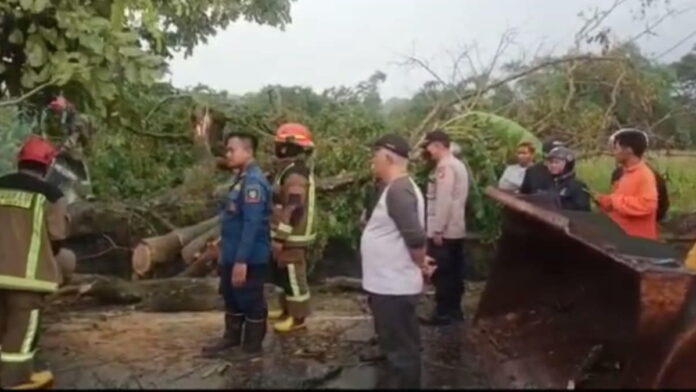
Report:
472,187,696,389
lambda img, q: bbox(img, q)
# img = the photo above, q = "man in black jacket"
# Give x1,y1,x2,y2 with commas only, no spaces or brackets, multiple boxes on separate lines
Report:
519,139,565,195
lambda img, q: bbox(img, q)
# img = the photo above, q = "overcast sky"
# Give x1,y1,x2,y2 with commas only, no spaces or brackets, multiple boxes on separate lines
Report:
169,0,696,99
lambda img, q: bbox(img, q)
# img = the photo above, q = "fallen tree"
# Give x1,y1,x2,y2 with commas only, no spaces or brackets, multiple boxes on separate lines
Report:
53,274,223,312
132,217,220,279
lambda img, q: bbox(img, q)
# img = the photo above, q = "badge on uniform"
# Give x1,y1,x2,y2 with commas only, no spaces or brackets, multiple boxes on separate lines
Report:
227,201,237,213
245,186,261,203
437,167,446,179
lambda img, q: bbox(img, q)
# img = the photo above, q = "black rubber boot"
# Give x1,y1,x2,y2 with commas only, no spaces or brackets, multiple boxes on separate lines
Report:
242,317,267,354
201,313,244,357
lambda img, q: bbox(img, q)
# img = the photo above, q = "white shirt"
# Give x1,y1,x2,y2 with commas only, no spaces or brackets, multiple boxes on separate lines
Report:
498,164,528,192
361,177,425,295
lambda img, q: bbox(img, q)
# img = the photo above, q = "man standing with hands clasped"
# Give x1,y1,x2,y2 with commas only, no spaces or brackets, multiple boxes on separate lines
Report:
420,129,470,326
202,132,271,358
361,133,435,389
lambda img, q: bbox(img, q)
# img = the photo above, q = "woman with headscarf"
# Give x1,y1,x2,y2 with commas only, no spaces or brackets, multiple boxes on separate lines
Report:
545,146,591,211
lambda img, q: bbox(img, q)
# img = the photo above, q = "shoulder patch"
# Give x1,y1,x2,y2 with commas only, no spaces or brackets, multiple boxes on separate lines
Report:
245,185,262,203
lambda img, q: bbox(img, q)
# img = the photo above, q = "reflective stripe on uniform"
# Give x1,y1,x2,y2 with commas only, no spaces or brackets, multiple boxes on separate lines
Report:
0,190,34,209
0,192,55,293
1,351,36,363
300,174,316,241
20,309,40,355
277,223,293,234
26,195,46,280
0,276,57,292
286,264,310,302
271,231,316,244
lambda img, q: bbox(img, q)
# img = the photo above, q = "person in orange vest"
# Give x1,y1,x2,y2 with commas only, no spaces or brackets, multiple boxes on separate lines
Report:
0,135,69,389
593,129,658,240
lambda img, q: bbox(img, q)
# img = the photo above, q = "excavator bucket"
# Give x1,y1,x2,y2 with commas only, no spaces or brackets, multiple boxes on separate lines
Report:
472,187,696,389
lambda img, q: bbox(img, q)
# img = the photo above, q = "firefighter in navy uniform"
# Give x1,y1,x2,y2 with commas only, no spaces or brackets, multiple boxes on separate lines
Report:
0,136,69,389
267,123,317,333
202,132,271,358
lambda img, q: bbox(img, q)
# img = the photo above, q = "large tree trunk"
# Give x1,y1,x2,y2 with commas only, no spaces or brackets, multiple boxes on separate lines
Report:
131,217,219,279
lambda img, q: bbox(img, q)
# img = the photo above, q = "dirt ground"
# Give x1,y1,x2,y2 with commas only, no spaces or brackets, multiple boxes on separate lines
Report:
38,283,489,389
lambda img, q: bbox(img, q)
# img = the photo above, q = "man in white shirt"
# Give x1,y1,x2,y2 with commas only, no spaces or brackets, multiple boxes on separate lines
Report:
361,133,434,389
498,142,535,192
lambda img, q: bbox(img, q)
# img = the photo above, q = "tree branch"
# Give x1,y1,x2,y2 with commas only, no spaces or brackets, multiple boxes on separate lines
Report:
410,55,627,139
142,94,194,127
123,124,190,140
0,81,53,108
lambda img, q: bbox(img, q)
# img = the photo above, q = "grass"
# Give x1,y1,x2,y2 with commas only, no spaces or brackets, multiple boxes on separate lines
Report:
576,152,696,214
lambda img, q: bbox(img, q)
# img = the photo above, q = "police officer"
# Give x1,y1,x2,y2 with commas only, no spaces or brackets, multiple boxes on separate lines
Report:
420,130,470,326
202,132,271,357
267,123,317,333
0,135,69,389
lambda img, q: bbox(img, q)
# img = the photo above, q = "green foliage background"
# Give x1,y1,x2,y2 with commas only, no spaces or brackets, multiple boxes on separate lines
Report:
4,0,696,266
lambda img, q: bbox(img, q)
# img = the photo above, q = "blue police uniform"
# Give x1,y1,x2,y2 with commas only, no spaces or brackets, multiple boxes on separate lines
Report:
219,161,271,320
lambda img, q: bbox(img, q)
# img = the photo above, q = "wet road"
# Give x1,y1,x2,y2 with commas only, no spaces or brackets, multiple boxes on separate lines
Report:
41,285,489,389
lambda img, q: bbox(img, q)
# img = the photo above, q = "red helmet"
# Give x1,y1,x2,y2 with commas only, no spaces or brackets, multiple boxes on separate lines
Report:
17,135,57,166
48,96,73,112
274,123,314,148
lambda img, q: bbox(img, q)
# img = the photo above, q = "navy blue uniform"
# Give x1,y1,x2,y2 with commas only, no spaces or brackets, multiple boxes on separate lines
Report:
219,162,271,320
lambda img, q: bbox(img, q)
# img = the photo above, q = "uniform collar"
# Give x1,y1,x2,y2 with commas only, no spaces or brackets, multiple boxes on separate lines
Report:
236,161,259,179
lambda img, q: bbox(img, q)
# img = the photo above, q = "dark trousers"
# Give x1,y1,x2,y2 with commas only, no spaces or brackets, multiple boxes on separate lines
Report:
219,264,268,320
428,238,465,316
368,293,421,389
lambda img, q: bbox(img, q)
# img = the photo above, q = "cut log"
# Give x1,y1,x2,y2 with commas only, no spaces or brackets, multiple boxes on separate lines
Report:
179,240,219,278
182,226,220,265
54,274,223,312
132,216,219,278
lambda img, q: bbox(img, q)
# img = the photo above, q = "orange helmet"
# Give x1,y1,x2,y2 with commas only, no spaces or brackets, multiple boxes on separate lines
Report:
17,135,57,166
274,123,314,148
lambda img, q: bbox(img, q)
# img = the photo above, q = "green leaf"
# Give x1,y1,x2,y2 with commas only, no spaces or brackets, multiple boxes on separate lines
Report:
8,29,24,45
119,46,143,58
110,0,125,29
39,27,59,46
104,45,118,62
51,60,75,85
124,62,138,82
96,68,112,82
25,34,47,67
20,69,36,88
19,0,32,11
32,0,49,13
33,64,51,83
79,35,105,54
114,31,139,43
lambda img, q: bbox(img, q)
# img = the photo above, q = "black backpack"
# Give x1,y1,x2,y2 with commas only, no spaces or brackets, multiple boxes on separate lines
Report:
611,165,669,222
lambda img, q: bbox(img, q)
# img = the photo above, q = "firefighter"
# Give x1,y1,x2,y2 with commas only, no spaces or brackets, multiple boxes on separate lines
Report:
0,135,69,389
267,123,316,333
202,132,271,358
